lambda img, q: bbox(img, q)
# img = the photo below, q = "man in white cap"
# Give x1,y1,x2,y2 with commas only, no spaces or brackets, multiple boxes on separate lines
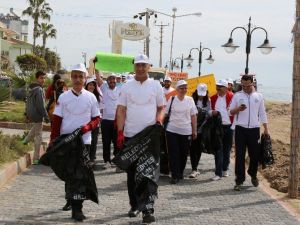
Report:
226,78,234,93
50,63,101,221
116,54,164,224
94,72,120,169
210,79,234,181
163,76,175,95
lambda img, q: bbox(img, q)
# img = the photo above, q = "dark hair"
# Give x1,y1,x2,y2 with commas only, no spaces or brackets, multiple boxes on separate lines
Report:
192,90,209,108
241,75,253,83
55,79,65,89
85,81,100,102
35,71,46,79
52,74,61,85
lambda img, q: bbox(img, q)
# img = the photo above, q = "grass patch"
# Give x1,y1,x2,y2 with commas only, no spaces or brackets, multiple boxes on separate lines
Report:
0,101,26,123
0,131,32,167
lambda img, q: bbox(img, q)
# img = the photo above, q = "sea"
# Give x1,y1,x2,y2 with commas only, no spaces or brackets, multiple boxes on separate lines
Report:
258,84,292,103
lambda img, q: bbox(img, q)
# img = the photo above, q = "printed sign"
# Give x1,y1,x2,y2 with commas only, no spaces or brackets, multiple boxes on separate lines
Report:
167,72,188,82
95,52,134,73
116,22,150,41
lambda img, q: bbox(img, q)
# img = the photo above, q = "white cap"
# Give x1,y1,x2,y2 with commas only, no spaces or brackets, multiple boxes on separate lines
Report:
71,63,87,74
216,79,228,88
226,78,233,84
197,83,208,96
176,80,187,88
126,74,134,81
107,73,117,78
134,54,150,64
86,77,95,85
159,78,163,82
164,76,172,82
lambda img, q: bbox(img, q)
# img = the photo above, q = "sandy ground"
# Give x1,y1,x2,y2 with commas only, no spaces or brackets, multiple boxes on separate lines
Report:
261,101,300,215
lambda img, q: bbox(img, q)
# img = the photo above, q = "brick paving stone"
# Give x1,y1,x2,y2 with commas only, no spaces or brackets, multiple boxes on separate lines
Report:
0,133,299,225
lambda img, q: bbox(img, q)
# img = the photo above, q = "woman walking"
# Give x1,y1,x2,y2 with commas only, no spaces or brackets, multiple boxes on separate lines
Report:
165,80,198,184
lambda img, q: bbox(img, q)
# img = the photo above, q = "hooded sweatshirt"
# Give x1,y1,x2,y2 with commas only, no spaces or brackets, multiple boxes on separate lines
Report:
25,83,48,122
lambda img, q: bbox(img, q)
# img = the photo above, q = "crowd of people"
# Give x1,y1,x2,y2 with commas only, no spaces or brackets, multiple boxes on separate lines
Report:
23,53,268,223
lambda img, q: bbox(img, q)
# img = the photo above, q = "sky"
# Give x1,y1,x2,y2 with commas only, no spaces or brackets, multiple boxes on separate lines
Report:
0,0,295,100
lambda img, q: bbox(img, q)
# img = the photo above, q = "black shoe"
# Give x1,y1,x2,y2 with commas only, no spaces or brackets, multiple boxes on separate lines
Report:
72,210,86,222
128,208,140,217
251,177,259,187
142,213,155,223
62,200,71,211
170,177,179,184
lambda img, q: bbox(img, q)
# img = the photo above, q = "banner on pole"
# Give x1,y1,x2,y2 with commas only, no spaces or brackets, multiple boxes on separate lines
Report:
95,52,134,73
167,72,188,82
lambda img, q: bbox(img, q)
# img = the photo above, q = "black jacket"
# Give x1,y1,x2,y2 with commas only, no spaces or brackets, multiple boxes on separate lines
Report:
40,128,98,204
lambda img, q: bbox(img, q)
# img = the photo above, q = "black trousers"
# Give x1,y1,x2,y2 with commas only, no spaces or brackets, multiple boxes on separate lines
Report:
125,137,154,214
166,131,191,179
101,119,117,163
190,134,202,171
234,125,260,184
90,127,99,161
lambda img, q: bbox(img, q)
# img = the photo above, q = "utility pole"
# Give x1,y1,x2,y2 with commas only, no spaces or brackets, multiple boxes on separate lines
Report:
289,0,300,199
155,22,169,68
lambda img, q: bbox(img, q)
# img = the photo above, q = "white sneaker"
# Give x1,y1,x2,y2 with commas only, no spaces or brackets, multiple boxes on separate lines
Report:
223,171,229,177
211,175,221,181
103,162,111,169
189,170,200,178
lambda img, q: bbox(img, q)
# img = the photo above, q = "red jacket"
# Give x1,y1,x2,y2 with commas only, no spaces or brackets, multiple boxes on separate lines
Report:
211,91,234,124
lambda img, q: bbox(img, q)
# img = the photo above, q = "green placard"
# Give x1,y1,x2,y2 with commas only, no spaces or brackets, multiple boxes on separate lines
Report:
95,52,134,73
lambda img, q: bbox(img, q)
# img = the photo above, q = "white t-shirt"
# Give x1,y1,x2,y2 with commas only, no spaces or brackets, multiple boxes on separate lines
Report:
215,95,231,125
163,86,175,95
117,78,164,137
166,96,198,135
100,84,120,120
54,89,100,144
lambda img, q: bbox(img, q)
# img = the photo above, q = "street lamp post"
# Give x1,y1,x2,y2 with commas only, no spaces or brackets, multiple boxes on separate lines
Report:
172,54,184,72
147,8,201,67
185,42,214,76
82,52,87,67
222,17,275,75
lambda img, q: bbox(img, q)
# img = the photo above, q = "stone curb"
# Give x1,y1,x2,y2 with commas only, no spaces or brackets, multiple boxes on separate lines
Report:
0,121,51,132
0,143,46,189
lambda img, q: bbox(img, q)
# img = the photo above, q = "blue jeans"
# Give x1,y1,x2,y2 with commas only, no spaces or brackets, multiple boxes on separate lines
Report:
214,125,233,177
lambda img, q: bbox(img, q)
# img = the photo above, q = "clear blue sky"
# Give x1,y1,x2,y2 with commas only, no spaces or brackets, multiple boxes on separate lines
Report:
0,0,294,90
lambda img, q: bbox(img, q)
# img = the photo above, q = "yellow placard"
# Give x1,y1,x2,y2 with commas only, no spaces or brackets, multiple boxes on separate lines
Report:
186,74,216,97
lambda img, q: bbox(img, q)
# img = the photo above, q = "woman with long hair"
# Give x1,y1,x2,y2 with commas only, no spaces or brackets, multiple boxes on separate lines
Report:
189,83,211,178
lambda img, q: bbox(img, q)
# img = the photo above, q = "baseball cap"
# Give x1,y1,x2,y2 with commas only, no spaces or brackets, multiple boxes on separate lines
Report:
197,83,208,96
134,54,150,64
216,79,228,88
86,77,95,85
176,80,187,88
226,78,233,84
71,63,87,74
164,76,172,82
107,73,117,78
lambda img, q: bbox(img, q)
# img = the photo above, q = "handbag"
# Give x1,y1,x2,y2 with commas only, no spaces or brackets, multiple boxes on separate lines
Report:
163,96,175,129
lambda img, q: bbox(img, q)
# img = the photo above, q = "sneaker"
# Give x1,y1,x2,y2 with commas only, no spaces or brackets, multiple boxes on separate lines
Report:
234,184,242,191
170,177,180,184
189,170,200,178
142,213,155,223
103,162,111,169
62,200,71,211
223,171,229,177
251,177,259,187
72,210,86,221
32,159,39,165
128,208,140,217
211,175,221,181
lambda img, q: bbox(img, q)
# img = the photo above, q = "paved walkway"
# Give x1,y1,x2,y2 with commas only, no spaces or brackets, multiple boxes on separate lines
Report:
0,129,299,225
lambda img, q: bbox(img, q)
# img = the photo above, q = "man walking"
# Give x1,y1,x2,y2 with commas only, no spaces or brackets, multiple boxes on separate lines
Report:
116,54,164,224
24,71,49,165
210,79,234,180
50,63,101,221
229,75,268,191
94,73,120,169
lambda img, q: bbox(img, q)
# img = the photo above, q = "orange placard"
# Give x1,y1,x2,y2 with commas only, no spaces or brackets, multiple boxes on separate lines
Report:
167,72,188,82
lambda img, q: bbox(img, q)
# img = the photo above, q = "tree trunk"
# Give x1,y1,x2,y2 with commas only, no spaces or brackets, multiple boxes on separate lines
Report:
33,18,38,54
42,36,46,58
289,0,300,199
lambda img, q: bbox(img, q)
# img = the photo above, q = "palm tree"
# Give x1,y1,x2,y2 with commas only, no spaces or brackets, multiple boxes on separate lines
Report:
22,0,53,52
289,0,300,198
37,23,57,57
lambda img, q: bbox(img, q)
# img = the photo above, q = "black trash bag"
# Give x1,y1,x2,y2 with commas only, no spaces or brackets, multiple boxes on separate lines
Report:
260,134,275,169
40,128,98,204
